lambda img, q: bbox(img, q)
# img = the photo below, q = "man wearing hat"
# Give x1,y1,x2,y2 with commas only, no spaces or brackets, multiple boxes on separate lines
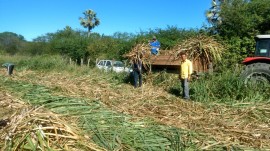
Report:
149,36,161,55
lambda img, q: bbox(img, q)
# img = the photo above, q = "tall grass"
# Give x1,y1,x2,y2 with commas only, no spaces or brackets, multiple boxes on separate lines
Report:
149,70,270,103
0,54,93,73
190,71,270,103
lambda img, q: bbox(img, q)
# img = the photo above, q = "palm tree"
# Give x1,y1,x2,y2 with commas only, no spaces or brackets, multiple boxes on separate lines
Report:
206,0,223,25
79,9,100,37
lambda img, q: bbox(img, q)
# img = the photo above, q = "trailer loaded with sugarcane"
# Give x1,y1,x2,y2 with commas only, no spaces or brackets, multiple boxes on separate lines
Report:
124,35,224,77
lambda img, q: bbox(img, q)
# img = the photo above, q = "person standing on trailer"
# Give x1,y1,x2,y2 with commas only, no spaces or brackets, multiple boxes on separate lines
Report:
149,36,161,55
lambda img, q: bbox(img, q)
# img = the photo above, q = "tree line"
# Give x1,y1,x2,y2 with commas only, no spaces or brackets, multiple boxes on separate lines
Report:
0,0,269,67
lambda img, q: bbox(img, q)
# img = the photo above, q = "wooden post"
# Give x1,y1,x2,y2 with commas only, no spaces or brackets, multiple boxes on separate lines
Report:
235,63,239,74
69,58,72,65
87,58,90,67
208,62,213,75
81,58,83,66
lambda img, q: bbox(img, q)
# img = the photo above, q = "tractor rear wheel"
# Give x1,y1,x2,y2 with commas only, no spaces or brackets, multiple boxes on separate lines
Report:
240,63,270,85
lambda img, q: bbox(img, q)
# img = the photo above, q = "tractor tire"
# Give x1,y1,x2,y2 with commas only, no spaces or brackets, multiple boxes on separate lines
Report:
240,63,270,85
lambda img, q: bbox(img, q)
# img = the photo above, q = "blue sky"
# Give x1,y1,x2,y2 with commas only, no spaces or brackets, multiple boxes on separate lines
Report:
0,0,212,41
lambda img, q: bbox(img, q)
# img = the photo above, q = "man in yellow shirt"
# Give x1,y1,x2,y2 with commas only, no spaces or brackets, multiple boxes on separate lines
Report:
179,52,193,100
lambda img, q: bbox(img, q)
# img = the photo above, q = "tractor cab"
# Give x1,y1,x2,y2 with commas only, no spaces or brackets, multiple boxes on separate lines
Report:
243,35,270,64
254,35,270,57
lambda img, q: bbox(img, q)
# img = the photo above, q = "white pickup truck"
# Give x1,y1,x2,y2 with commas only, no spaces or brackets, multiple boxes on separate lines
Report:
96,60,132,73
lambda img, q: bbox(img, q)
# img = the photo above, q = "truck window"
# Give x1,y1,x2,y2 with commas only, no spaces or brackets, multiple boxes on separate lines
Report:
98,61,104,66
106,61,112,66
114,61,124,67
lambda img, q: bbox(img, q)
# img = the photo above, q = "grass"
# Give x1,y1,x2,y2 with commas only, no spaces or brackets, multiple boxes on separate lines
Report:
146,70,270,103
0,54,91,74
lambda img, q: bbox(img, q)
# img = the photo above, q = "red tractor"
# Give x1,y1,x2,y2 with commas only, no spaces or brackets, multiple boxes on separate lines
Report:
241,35,270,84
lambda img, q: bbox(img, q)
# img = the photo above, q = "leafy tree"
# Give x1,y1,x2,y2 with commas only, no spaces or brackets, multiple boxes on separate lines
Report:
79,9,100,37
49,26,89,62
21,41,50,55
248,0,270,34
87,35,121,60
219,0,256,38
222,36,255,66
207,0,270,38
0,32,25,55
33,33,55,43
134,26,199,50
205,0,270,66
206,0,222,26
154,27,199,49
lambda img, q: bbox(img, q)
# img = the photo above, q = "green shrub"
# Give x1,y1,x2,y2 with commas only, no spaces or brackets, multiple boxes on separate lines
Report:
191,71,269,103
152,70,270,103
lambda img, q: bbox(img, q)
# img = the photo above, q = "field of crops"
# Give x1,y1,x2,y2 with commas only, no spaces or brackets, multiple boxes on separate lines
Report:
0,55,269,150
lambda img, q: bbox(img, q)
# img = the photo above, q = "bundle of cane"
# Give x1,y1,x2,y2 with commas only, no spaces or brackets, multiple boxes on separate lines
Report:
123,43,152,70
172,34,224,64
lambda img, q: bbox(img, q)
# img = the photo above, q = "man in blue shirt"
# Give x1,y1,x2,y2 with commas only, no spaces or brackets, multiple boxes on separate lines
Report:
2,63,15,75
149,36,161,55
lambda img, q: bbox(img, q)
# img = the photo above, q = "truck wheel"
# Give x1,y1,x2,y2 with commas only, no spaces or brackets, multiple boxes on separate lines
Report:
240,63,270,85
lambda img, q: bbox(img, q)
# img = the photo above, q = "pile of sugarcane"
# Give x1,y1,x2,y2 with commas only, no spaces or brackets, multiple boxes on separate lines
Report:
0,73,199,150
123,42,153,70
171,34,224,63
0,106,105,151
124,43,150,59
2,69,270,150
124,35,224,70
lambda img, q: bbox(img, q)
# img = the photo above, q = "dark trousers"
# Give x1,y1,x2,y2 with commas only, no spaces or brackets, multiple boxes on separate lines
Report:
181,78,190,99
7,65,14,75
133,71,142,88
